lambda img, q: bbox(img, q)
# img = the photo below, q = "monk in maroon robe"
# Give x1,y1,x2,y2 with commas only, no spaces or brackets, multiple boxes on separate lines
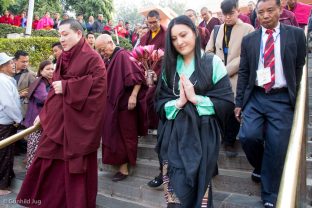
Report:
95,34,147,181
185,9,211,50
139,10,166,130
16,19,107,208
199,7,222,35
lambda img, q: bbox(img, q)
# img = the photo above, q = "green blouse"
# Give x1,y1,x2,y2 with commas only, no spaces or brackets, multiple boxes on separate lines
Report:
164,54,228,120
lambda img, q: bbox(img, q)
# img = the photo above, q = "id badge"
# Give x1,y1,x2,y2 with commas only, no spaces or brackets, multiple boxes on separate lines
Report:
257,67,271,86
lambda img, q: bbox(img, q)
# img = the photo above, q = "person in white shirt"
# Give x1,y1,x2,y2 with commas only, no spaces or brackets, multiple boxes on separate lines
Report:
0,52,23,196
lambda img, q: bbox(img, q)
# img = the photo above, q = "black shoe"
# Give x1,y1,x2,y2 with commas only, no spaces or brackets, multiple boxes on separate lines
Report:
112,171,128,182
263,201,274,208
224,144,238,158
251,169,261,183
147,174,163,188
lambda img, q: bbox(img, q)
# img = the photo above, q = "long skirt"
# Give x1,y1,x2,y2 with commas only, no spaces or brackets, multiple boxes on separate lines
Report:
0,124,17,189
17,151,98,208
26,130,42,170
162,162,212,208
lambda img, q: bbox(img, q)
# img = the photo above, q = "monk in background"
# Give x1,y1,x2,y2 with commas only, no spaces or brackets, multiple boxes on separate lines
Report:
139,10,166,130
17,19,107,208
96,34,147,182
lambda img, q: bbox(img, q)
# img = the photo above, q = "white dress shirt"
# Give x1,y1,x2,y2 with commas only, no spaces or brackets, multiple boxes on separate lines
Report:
257,23,287,88
0,73,22,125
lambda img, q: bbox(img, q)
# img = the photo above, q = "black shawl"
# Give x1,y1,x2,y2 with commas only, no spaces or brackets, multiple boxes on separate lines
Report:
155,53,234,208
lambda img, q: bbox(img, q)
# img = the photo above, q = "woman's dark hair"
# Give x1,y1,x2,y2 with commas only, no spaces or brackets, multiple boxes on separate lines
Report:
37,60,52,77
161,15,208,92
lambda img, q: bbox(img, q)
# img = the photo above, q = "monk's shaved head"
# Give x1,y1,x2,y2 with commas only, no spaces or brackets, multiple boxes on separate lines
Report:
95,34,115,59
96,34,113,44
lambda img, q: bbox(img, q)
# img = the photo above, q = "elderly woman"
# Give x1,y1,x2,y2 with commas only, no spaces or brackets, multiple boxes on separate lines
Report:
23,60,54,170
155,16,234,207
0,52,23,195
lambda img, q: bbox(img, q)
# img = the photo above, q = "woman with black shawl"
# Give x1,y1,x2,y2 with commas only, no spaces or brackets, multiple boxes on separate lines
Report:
155,15,234,208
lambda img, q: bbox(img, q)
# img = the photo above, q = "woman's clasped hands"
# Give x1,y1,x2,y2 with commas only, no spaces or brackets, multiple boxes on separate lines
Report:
175,74,197,109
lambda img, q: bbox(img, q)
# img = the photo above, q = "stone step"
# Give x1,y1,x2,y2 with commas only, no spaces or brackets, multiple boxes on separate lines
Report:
97,171,263,208
138,136,245,153
137,143,253,171
96,193,156,208
0,171,264,208
0,192,23,208
102,159,260,196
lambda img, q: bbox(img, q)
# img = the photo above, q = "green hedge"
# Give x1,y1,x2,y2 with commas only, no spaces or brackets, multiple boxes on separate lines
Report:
0,37,58,70
0,23,59,38
0,24,133,49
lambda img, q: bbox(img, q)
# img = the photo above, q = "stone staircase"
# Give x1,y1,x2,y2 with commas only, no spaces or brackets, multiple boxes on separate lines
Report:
1,54,312,208
95,134,264,208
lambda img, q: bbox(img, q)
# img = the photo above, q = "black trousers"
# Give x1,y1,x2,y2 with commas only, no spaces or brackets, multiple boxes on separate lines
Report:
223,112,240,146
239,89,293,204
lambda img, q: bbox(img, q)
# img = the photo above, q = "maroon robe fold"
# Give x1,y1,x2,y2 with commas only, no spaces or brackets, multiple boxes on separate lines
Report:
199,17,222,35
198,26,210,50
17,37,107,208
102,48,147,166
139,25,166,129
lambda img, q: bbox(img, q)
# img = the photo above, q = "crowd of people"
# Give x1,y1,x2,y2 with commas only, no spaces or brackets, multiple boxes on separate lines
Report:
0,0,311,207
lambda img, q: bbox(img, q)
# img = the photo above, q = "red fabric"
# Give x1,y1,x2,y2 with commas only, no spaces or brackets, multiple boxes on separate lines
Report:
32,20,39,30
198,26,210,50
114,25,129,38
13,15,21,26
102,48,147,165
103,110,139,165
103,25,113,32
139,25,166,129
286,2,311,25
238,13,251,24
0,15,13,25
37,37,107,173
17,152,98,208
131,33,139,46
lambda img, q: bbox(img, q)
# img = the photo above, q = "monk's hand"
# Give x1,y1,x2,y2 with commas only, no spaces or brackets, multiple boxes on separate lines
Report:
52,81,62,94
181,75,197,104
33,115,40,126
176,77,187,109
234,107,242,123
128,94,137,110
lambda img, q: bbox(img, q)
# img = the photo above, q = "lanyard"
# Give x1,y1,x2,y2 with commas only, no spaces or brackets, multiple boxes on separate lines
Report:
224,25,229,48
260,31,280,64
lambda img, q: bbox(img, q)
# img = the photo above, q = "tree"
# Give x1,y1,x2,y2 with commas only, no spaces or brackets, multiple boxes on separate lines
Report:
114,1,145,26
63,0,113,21
5,0,62,17
159,0,187,15
0,0,16,14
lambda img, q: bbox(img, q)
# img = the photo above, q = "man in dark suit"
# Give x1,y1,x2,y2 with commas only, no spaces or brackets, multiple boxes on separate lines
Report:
235,0,306,207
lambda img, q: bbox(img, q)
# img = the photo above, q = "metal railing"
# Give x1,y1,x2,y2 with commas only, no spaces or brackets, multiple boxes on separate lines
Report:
276,59,308,207
0,124,40,149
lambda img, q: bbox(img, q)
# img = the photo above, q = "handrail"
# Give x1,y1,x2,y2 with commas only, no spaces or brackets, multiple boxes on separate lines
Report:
276,60,308,206
0,124,40,149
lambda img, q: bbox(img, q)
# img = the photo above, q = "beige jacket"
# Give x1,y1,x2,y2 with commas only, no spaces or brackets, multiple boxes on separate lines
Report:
16,69,36,118
206,19,254,95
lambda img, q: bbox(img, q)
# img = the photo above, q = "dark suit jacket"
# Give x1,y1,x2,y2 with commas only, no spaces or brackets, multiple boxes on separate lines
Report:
236,24,306,109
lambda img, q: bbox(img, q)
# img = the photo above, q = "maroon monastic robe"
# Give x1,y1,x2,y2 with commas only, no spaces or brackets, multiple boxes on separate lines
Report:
139,25,166,129
198,26,210,50
199,17,222,35
17,38,107,208
102,47,147,166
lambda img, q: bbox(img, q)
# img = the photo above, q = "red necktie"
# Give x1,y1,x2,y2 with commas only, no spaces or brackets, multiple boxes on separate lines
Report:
263,29,275,92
